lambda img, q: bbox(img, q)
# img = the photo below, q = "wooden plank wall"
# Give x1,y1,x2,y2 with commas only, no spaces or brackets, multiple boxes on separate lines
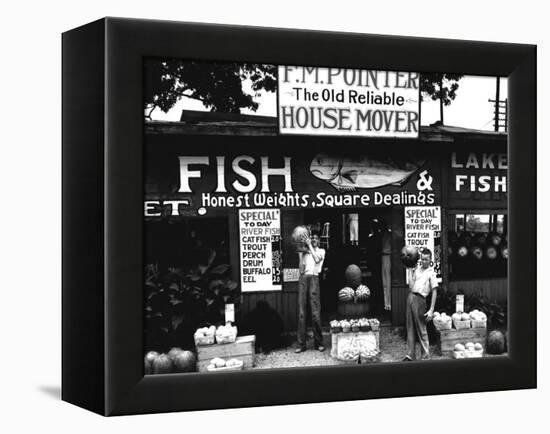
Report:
391,285,409,326
449,278,508,304
241,291,299,332
240,210,304,332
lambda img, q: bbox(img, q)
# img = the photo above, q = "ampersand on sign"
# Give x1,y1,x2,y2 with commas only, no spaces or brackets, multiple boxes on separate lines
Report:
416,170,433,191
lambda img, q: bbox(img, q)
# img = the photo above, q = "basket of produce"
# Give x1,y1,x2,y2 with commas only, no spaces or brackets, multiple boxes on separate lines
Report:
469,310,487,328
350,319,360,333
340,319,351,333
432,312,452,330
358,318,371,332
368,318,380,331
330,320,342,333
452,342,484,359
194,325,216,346
206,357,244,372
452,312,471,330
215,323,238,344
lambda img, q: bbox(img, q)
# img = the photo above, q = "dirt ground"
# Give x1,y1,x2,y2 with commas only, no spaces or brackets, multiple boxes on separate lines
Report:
254,326,502,369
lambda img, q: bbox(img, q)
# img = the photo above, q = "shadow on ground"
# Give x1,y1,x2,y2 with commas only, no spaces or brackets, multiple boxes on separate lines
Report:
38,385,61,400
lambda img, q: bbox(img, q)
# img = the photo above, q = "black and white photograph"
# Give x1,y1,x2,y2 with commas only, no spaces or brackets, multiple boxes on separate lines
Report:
4,1,544,430
143,59,509,373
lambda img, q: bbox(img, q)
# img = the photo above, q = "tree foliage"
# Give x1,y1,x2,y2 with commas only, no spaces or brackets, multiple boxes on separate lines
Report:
419,73,464,124
420,73,464,105
144,60,277,118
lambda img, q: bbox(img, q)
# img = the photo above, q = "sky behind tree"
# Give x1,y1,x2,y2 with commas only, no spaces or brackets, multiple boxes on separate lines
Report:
148,73,507,132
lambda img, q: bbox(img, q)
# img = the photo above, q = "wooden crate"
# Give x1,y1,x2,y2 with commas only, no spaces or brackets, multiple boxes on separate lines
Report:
337,302,370,318
331,331,380,360
196,335,255,372
436,328,487,354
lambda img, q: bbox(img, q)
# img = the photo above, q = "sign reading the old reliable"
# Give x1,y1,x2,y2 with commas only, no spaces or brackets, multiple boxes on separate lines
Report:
239,209,282,292
278,66,420,137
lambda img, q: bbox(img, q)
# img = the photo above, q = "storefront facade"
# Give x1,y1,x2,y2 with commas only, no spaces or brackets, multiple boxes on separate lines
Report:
145,117,507,330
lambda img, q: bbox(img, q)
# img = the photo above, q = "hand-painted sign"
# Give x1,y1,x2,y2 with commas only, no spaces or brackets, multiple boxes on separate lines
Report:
239,209,282,292
144,149,440,217
278,66,420,137
404,206,442,279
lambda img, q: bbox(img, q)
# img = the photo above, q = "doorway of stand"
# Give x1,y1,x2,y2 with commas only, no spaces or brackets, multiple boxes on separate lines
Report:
303,209,392,324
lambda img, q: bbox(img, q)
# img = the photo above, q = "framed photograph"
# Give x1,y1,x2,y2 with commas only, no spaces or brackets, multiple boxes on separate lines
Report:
62,18,536,416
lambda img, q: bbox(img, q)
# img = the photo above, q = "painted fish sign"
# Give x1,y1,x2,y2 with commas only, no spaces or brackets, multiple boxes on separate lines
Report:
144,148,440,217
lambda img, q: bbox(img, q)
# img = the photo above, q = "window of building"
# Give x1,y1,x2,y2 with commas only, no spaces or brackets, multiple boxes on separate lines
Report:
448,212,507,280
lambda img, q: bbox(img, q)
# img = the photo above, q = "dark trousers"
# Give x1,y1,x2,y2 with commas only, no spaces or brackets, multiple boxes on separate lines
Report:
297,274,323,349
406,292,430,359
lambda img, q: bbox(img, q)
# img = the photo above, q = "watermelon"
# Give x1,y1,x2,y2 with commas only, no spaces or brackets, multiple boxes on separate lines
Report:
152,353,173,374
291,226,310,251
486,330,506,354
144,351,159,375
344,264,362,288
168,347,183,361
338,287,355,302
172,350,197,373
355,285,370,302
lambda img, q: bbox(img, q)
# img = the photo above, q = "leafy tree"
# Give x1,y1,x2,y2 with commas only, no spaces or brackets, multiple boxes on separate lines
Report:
144,60,277,119
420,73,464,125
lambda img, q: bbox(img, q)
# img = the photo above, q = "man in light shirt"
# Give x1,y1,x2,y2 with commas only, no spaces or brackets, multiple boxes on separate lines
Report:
403,248,438,361
295,232,326,353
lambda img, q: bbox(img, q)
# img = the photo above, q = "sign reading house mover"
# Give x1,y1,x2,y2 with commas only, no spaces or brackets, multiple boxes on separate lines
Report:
278,65,420,137
239,209,282,292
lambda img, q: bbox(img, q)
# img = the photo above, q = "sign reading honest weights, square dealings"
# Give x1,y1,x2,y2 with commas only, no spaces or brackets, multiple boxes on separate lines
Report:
278,66,420,137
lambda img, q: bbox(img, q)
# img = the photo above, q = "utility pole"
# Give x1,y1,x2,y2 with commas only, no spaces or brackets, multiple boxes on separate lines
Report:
439,76,444,125
494,77,500,132
489,77,508,132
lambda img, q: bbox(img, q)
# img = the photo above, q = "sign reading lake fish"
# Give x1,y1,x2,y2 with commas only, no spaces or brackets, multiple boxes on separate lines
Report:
239,209,282,292
278,66,420,137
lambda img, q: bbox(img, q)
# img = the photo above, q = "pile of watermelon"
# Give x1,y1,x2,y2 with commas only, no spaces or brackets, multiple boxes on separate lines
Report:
338,285,370,304
144,347,197,375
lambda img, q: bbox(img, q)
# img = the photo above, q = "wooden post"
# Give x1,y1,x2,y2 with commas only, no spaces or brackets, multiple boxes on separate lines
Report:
494,77,501,132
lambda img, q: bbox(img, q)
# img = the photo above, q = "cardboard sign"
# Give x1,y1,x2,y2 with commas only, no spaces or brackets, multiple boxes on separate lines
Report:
225,304,235,323
239,209,282,292
456,295,465,314
404,206,442,280
283,268,300,282
337,333,378,360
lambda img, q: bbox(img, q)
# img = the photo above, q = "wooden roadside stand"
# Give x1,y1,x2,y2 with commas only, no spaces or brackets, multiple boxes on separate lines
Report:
436,327,487,355
196,335,256,372
435,295,487,356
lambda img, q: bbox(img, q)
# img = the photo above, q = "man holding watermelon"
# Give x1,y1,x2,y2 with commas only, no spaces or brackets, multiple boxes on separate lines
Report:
295,231,326,353
403,248,438,361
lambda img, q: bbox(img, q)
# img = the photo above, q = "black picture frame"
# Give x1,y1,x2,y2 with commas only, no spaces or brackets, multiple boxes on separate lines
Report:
62,17,536,416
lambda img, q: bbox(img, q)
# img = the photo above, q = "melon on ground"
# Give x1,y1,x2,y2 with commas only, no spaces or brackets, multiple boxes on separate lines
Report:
486,330,506,354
